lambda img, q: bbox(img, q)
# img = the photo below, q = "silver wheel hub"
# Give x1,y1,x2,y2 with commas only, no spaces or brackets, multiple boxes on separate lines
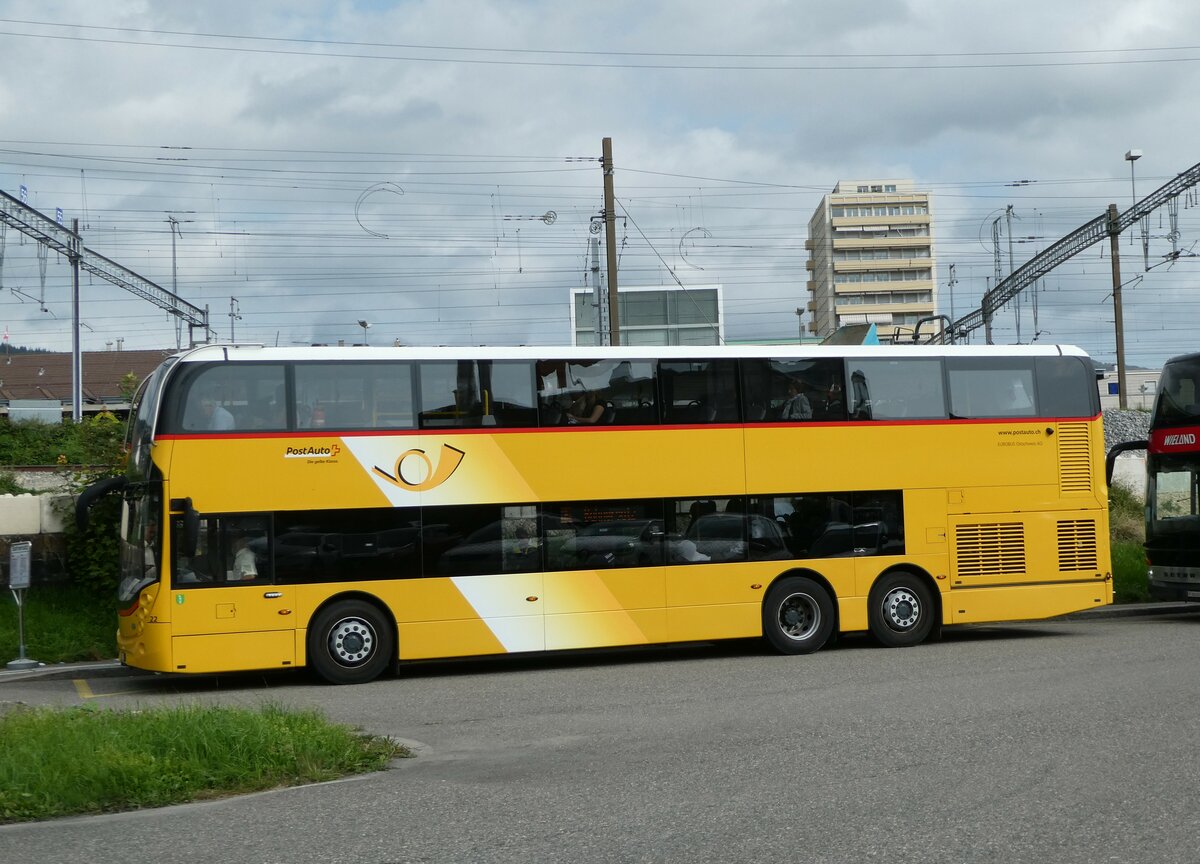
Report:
778,592,821,641
882,587,920,631
328,617,376,666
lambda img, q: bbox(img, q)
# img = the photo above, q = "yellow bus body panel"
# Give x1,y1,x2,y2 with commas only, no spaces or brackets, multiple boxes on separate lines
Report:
122,409,1112,676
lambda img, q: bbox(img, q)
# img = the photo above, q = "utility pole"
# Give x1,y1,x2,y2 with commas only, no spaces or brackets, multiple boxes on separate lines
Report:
229,297,241,342
1006,205,1019,342
602,137,620,346
589,230,609,345
946,263,957,337
983,277,993,345
167,215,183,349
1108,203,1129,409
70,218,82,422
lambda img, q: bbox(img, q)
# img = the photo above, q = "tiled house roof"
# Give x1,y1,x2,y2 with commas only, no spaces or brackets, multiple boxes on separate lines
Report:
0,349,174,409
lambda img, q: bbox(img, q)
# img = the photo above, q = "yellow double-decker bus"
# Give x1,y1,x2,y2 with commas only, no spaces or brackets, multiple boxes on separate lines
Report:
81,343,1112,684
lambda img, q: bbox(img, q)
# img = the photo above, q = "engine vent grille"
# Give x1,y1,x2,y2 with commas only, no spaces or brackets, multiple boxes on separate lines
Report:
1058,423,1093,494
955,522,1026,577
1058,519,1099,571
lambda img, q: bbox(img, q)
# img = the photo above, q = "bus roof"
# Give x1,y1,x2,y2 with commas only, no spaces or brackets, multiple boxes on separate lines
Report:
169,343,1092,364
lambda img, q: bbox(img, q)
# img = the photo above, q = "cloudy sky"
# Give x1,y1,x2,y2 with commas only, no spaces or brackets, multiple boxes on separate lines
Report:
1,0,1198,366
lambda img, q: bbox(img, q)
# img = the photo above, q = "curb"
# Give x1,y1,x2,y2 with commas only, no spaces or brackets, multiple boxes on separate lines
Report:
0,660,147,684
1066,601,1196,619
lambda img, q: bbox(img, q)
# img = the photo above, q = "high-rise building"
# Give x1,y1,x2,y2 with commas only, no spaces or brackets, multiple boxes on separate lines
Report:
805,180,936,342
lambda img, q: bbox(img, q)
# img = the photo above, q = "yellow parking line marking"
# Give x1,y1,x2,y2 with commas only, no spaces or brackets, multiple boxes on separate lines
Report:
73,678,143,700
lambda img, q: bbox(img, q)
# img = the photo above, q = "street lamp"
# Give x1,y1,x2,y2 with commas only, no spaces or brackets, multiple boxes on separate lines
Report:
357,320,370,345
1124,149,1142,205
1125,149,1141,246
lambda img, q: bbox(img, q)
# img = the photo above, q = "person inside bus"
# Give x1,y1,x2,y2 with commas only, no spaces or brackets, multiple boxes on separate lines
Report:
1002,379,1035,414
780,379,813,421
200,395,236,430
227,531,259,581
566,391,605,424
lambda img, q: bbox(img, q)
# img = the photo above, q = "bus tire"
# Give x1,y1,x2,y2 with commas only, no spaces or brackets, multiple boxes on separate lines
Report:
308,600,393,685
868,572,934,648
762,576,835,655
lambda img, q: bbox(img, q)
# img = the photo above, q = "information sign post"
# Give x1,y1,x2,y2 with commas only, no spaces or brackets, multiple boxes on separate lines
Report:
7,541,38,670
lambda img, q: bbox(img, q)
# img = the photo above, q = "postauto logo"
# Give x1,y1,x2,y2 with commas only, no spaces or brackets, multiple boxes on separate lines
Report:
373,444,465,492
284,443,341,459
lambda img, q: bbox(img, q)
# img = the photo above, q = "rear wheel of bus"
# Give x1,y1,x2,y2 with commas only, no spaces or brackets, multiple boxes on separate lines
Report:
308,599,394,684
762,575,835,655
868,571,935,648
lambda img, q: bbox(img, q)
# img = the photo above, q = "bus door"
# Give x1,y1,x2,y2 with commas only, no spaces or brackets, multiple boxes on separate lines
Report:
168,513,297,673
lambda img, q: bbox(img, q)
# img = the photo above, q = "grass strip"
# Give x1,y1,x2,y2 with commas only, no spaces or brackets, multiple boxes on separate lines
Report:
0,703,407,823
0,585,117,664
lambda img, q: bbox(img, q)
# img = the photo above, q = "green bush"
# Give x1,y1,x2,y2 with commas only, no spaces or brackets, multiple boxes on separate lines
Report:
0,412,125,467
1108,484,1149,602
61,490,123,598
0,414,128,596
1112,539,1150,603
1109,482,1145,544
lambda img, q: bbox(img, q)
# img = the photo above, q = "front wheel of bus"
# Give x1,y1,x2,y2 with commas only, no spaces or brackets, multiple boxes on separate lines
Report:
309,600,394,685
762,576,835,655
868,572,935,648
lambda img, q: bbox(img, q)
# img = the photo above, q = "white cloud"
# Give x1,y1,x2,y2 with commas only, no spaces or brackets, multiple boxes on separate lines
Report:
0,0,1198,365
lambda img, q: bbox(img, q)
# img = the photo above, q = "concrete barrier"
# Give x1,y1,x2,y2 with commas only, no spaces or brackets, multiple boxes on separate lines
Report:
0,494,44,535
1110,454,1147,499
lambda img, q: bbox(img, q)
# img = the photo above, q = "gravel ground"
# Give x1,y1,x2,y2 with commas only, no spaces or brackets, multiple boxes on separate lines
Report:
1103,409,1152,453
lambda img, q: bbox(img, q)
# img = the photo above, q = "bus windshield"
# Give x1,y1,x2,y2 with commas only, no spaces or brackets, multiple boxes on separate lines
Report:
1153,356,1200,429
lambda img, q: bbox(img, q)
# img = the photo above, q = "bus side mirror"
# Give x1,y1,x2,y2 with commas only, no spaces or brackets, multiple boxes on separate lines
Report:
75,476,128,531
172,497,201,557
1106,440,1147,486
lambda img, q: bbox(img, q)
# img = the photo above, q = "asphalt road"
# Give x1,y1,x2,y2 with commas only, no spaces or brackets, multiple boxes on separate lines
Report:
3,609,1200,864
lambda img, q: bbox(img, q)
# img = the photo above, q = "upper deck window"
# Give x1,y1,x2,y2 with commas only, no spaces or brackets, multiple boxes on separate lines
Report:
536,359,659,426
419,360,536,429
172,364,287,433
296,362,415,430
741,358,846,423
947,358,1037,418
847,358,946,421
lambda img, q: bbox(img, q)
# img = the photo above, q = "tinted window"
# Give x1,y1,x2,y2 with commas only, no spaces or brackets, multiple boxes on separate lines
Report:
427,504,540,576
543,499,664,569
658,359,739,424
272,507,422,583
419,361,536,428
536,359,659,427
1035,356,1099,419
847,358,945,420
667,497,747,564
172,513,271,586
295,362,415,430
947,358,1037,418
741,358,846,422
172,363,287,432
749,491,904,558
